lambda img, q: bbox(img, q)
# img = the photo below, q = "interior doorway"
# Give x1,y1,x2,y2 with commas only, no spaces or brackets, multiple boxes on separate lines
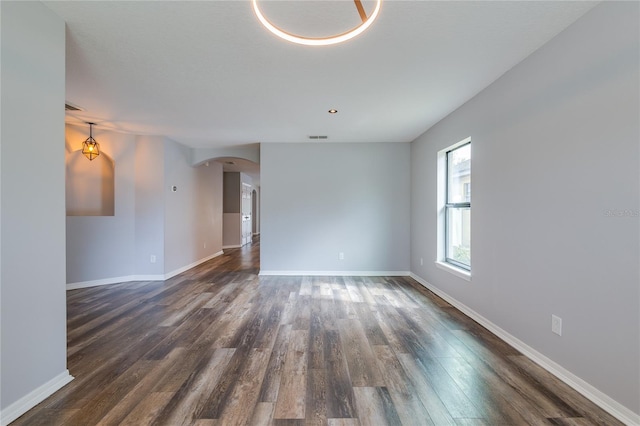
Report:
241,182,252,246
252,189,259,236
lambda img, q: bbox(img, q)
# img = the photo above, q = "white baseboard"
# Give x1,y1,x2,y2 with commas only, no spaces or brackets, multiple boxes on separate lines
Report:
0,370,74,426
409,272,640,426
66,251,224,290
164,250,224,279
66,275,138,290
259,270,411,277
130,274,166,282
222,244,242,249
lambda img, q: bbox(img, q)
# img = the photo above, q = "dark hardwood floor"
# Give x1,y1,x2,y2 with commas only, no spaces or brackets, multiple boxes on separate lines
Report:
13,236,622,425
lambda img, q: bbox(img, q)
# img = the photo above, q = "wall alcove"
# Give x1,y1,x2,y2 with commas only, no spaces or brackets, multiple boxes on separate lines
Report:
66,150,115,216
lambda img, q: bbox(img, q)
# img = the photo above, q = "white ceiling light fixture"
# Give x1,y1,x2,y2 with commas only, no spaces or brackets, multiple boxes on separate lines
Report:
252,0,382,46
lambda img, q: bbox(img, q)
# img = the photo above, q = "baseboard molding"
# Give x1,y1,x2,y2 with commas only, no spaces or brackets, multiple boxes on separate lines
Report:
259,270,411,277
164,250,224,279
409,272,640,426
66,251,224,290
222,244,242,249
130,274,166,282
0,370,74,426
66,275,138,290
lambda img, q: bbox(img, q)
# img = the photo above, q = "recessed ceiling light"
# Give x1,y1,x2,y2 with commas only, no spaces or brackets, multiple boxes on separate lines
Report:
328,109,338,114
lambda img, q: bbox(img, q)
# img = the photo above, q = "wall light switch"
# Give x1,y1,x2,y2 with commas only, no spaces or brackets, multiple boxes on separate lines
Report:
551,314,562,336
150,255,156,264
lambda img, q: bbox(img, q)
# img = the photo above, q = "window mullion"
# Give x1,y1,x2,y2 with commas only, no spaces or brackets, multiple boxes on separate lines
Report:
446,202,470,208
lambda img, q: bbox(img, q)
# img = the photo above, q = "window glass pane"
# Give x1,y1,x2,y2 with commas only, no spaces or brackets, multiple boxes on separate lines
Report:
447,144,471,203
446,206,471,268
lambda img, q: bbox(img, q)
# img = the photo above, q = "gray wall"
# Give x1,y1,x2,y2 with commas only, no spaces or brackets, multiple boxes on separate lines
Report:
1,0,69,410
223,172,253,248
134,136,166,276
261,143,410,273
196,161,224,260
66,132,224,283
164,139,223,274
410,1,639,415
223,172,241,213
66,125,136,283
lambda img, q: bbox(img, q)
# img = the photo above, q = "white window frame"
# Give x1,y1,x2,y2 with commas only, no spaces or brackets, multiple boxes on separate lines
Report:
436,137,471,281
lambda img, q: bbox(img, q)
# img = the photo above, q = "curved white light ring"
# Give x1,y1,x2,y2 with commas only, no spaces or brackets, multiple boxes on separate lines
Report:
252,0,382,46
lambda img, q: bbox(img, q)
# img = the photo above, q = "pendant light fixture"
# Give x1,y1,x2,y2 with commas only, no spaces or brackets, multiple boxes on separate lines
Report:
252,0,382,46
82,122,100,161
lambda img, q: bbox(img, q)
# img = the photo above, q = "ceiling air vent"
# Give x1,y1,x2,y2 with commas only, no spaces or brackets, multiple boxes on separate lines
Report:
65,102,83,111
309,135,328,140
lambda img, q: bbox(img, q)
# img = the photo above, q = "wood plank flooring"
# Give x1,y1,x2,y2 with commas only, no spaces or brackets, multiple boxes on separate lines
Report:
12,237,623,425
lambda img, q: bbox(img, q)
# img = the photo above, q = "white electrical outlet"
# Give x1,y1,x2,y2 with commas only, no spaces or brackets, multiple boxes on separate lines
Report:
551,314,562,336
150,255,156,264
339,252,344,260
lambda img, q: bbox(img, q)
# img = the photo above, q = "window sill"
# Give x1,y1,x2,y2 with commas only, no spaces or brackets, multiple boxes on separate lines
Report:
435,261,471,281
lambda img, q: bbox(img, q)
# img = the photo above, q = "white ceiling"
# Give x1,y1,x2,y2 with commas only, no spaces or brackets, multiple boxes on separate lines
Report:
47,0,597,149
